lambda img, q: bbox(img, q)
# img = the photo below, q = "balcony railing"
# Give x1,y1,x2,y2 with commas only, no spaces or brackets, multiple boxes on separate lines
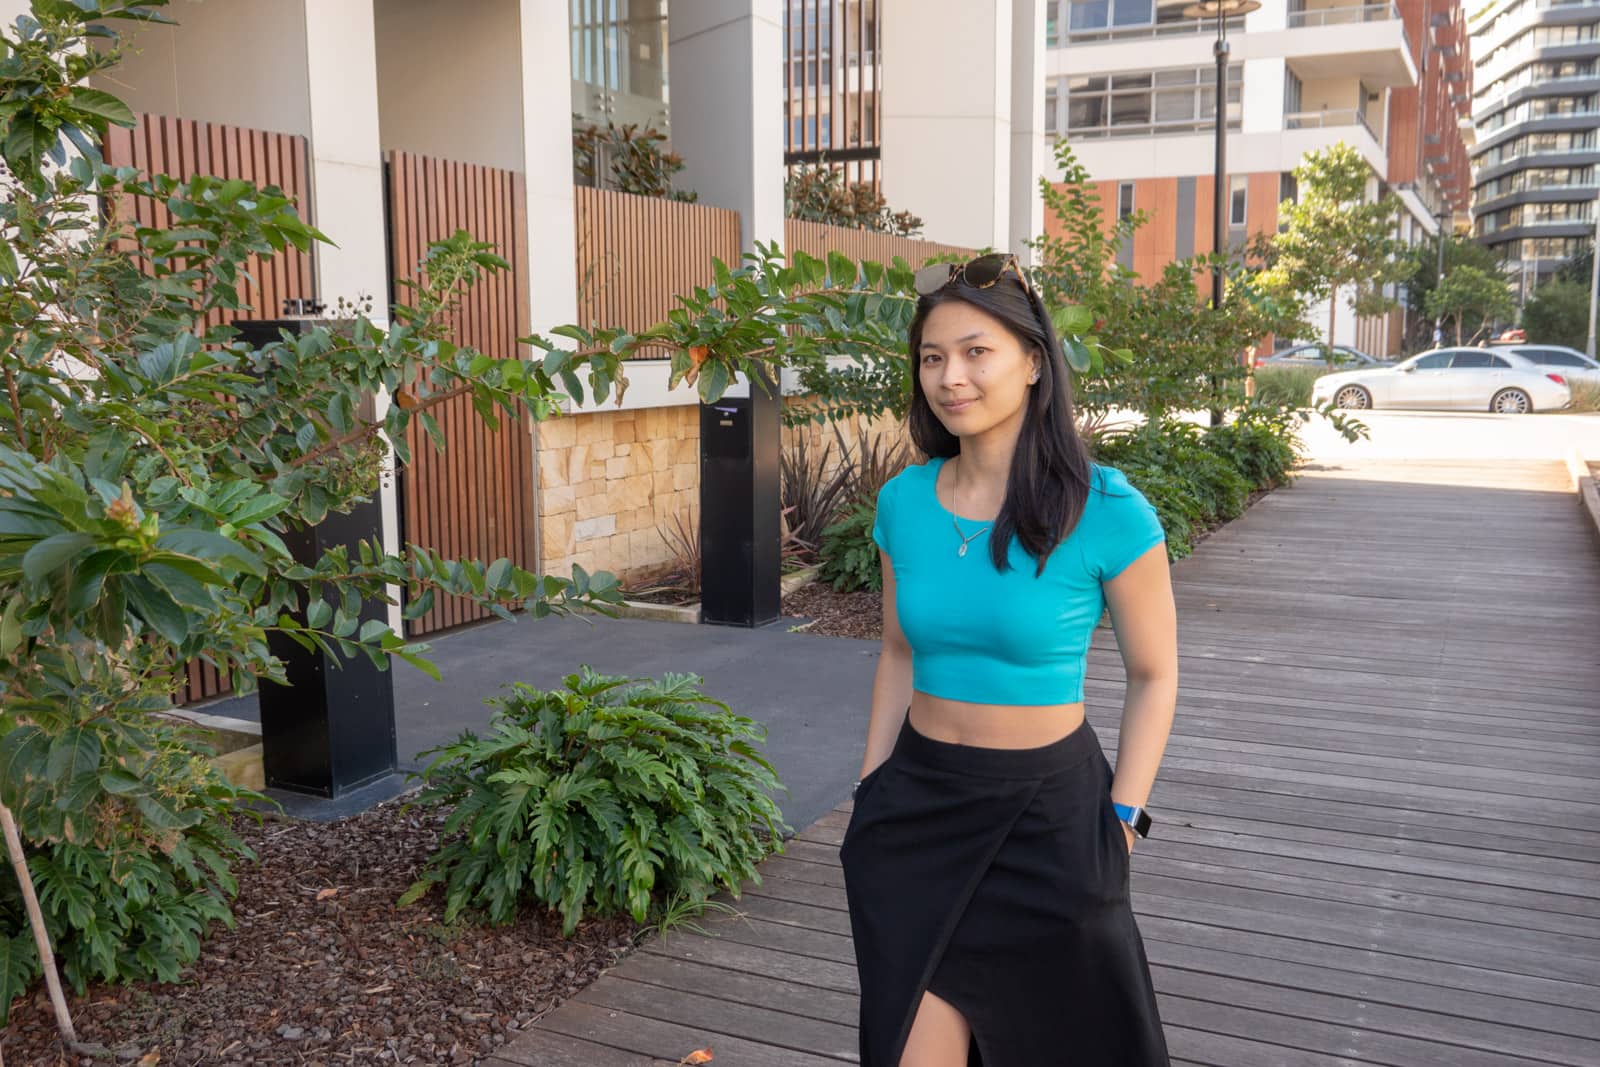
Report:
1285,108,1380,141
1066,16,1243,42
1287,2,1401,27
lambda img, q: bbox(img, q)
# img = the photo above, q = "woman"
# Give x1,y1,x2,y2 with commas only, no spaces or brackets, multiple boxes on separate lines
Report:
839,253,1178,1067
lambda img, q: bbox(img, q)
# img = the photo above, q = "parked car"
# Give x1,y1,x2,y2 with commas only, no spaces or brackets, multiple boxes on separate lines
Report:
1256,343,1387,368
1309,346,1572,414
1487,343,1600,387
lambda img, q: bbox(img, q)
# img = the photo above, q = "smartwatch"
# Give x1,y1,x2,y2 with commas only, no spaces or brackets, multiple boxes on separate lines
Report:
1113,801,1153,839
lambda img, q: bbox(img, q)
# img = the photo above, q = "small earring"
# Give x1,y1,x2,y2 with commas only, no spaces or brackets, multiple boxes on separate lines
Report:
1029,372,1040,384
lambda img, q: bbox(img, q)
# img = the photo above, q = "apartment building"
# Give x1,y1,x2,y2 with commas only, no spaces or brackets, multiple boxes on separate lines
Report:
1047,0,1473,357
1469,0,1600,288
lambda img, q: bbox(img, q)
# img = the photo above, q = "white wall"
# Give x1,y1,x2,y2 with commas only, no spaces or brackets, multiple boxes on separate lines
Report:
88,0,312,137
882,0,1013,250
666,0,785,254
1009,0,1046,261
375,0,525,172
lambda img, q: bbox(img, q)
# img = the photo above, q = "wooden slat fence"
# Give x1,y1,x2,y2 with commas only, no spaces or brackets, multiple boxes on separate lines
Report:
386,150,535,636
103,113,316,705
783,219,975,271
573,186,742,358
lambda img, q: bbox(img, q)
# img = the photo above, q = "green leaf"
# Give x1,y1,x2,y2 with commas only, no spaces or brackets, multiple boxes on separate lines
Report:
22,532,95,582
46,727,102,783
306,598,332,630
827,251,856,288
67,88,136,127
697,360,732,404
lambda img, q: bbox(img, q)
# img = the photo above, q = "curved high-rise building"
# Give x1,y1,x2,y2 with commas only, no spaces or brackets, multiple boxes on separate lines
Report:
1470,0,1600,284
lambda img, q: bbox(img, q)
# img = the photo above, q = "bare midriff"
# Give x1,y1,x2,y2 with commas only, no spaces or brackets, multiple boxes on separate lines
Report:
908,691,1087,750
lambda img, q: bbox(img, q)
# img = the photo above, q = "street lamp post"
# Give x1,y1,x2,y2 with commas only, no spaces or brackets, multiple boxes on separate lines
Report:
1433,208,1449,349
1183,0,1259,425
1587,191,1600,359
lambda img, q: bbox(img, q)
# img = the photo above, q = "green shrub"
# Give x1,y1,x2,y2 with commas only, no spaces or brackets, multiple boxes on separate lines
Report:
1250,365,1323,408
0,701,259,1024
1203,405,1302,489
1092,414,1296,558
401,669,788,935
818,502,882,593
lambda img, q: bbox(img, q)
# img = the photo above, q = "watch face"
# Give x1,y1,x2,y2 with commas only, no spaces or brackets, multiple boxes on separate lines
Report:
1132,808,1153,838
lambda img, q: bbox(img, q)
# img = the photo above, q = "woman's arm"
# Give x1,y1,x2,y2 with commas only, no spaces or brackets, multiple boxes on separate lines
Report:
860,548,913,778
1102,542,1179,849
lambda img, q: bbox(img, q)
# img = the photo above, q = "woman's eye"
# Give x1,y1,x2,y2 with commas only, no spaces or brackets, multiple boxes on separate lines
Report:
967,347,987,358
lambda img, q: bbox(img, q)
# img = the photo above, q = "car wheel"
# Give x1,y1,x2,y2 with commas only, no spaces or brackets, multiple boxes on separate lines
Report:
1333,384,1372,409
1489,388,1532,415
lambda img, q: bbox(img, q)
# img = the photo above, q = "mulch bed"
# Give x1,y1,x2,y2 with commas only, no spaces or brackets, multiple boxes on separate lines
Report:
3,799,643,1067
782,581,884,640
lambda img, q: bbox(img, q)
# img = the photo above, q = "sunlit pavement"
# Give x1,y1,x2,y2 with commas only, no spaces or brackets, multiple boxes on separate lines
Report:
1291,408,1599,464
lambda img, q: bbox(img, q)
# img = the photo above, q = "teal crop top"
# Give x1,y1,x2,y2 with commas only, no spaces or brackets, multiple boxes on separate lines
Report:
872,457,1165,706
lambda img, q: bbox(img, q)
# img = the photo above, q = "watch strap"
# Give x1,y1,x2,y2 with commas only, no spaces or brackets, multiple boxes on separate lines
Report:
1113,801,1153,838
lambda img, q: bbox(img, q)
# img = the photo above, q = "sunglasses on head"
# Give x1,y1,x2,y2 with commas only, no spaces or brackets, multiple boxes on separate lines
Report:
913,252,1037,299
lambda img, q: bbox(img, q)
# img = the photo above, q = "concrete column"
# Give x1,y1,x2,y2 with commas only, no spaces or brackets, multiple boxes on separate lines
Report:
1009,0,1046,262
302,1,400,629
666,0,785,254
520,1,581,335
519,0,581,576
881,0,1012,250
1243,57,1286,134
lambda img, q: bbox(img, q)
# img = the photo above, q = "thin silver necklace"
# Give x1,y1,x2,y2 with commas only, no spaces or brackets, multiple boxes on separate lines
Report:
948,457,991,558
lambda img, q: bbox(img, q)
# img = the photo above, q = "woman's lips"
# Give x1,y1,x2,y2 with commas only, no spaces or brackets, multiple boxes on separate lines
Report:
942,399,975,413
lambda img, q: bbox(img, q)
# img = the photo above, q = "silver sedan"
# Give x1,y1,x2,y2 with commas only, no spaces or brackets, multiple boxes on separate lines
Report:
1309,347,1572,414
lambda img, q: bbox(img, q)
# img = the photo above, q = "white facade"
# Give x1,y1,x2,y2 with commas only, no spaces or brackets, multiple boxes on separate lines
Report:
1045,2,1414,185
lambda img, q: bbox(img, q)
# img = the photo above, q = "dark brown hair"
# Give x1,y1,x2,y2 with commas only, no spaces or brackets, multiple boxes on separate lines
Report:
905,275,1093,575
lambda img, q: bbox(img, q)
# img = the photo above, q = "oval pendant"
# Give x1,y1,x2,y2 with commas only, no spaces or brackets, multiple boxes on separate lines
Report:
958,543,968,557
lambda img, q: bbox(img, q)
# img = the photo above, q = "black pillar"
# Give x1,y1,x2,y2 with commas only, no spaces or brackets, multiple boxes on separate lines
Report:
698,369,781,627
235,317,398,798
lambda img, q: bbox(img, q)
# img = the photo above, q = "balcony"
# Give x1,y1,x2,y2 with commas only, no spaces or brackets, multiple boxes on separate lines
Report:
1282,107,1387,172
1258,2,1417,87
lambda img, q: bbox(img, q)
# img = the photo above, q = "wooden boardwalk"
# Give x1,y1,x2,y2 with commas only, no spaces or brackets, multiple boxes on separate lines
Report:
490,459,1600,1066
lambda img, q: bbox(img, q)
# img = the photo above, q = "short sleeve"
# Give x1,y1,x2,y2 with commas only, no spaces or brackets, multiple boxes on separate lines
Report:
871,475,897,554
1089,465,1165,581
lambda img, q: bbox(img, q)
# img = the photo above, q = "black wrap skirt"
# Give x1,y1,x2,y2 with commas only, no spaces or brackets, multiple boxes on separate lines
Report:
839,713,1170,1066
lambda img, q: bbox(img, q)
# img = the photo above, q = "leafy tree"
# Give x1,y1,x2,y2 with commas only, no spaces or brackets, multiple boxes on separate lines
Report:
1521,275,1590,349
1404,233,1501,351
1029,141,1301,427
784,160,923,236
1424,265,1515,345
1261,142,1415,358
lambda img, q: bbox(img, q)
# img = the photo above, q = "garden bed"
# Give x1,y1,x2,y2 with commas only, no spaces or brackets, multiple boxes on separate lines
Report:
3,799,642,1067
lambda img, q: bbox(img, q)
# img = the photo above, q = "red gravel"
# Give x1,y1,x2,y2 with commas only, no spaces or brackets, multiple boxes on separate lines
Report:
2,799,643,1066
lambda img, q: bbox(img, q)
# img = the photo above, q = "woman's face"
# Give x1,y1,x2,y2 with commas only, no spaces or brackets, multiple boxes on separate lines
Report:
917,300,1040,442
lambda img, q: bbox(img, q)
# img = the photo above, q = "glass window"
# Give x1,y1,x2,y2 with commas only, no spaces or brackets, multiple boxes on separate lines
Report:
1154,90,1194,122
1113,0,1154,25
1110,92,1151,125
1070,0,1109,30
1112,73,1153,90
1118,182,1135,220
1045,84,1059,134
1486,356,1512,368
1527,350,1584,366
1230,175,1247,226
1449,352,1495,368
1414,353,1454,369
1068,96,1105,129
